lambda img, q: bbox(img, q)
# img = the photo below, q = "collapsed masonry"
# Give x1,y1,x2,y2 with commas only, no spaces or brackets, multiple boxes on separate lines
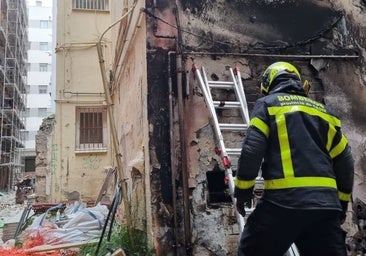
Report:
35,115,56,203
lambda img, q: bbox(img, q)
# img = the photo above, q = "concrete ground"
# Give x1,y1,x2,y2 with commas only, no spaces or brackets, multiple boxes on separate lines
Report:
0,191,27,244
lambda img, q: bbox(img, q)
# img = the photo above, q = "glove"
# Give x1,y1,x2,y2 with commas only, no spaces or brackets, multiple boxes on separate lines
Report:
236,198,252,217
234,187,253,217
340,200,348,224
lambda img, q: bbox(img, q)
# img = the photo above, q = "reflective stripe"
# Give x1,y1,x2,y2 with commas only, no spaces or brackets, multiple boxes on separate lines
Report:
276,114,294,177
268,105,341,127
264,176,337,189
338,191,351,202
330,134,348,158
234,177,256,189
250,117,270,138
326,125,337,152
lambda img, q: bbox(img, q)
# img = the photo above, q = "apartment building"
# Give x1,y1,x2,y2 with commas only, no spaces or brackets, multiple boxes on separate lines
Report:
23,0,53,175
0,0,28,191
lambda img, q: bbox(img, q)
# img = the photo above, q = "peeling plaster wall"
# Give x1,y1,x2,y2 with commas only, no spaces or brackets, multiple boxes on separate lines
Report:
50,1,114,204
114,25,149,232
146,0,366,255
318,61,366,200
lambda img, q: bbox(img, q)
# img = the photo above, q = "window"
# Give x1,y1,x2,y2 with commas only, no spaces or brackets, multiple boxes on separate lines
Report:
24,108,30,117
40,20,49,29
72,0,109,11
39,63,48,72
76,107,107,151
39,42,49,51
38,108,47,116
39,85,48,94
22,131,29,140
28,131,37,140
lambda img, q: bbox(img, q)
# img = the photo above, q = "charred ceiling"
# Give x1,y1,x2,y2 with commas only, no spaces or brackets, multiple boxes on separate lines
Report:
179,0,359,56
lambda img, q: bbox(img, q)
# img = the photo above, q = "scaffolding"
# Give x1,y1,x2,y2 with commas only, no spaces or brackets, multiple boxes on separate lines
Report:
0,0,28,191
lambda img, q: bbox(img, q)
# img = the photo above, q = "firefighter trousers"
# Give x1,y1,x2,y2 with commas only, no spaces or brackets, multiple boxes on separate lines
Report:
238,200,347,256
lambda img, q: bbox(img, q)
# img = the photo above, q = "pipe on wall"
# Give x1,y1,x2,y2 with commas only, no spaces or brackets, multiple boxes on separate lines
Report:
174,4,192,254
168,50,180,253
96,1,138,247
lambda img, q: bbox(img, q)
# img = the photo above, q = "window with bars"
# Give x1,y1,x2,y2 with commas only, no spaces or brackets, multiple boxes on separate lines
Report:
76,107,107,151
72,0,109,11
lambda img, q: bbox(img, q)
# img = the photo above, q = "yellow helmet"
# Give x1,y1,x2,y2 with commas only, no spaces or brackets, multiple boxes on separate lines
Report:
260,62,301,95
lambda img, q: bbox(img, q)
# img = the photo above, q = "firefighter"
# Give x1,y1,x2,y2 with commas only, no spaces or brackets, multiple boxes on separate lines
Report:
234,61,354,256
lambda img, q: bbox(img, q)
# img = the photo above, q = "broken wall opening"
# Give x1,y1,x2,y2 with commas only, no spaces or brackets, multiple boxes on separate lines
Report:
206,169,231,204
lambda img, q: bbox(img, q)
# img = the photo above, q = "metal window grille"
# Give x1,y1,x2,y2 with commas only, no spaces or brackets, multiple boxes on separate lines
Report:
76,107,107,151
80,112,103,144
72,0,109,11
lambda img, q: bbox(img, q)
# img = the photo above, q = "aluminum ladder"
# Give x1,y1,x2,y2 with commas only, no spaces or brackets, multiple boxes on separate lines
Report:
192,64,300,256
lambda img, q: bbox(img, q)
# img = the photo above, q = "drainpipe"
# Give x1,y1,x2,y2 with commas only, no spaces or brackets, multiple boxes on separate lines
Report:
96,2,137,246
174,6,192,254
168,50,179,253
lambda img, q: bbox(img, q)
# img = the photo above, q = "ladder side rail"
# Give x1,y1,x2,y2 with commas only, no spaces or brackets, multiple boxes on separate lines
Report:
285,244,301,256
230,68,250,124
229,68,248,124
199,67,223,146
227,166,245,231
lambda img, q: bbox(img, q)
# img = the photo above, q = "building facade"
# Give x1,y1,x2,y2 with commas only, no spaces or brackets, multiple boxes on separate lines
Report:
24,0,53,175
47,0,114,203
0,0,28,191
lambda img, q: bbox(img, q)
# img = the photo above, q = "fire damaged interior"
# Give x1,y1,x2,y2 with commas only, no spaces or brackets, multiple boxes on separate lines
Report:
146,0,366,255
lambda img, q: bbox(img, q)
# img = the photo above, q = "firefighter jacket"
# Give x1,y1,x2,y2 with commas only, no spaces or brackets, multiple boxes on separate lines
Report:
234,78,354,211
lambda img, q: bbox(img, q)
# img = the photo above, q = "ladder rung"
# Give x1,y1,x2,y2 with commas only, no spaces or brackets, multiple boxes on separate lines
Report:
213,101,241,108
219,123,248,131
226,148,241,155
208,81,235,89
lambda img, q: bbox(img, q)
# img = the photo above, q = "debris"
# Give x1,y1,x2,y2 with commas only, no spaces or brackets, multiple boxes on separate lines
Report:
15,176,34,205
25,239,99,253
22,202,108,246
111,248,127,256
346,198,366,255
0,201,109,255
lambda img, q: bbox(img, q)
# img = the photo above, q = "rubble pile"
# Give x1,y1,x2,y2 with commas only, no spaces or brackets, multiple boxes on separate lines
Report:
346,198,366,255
0,191,26,243
0,198,108,256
